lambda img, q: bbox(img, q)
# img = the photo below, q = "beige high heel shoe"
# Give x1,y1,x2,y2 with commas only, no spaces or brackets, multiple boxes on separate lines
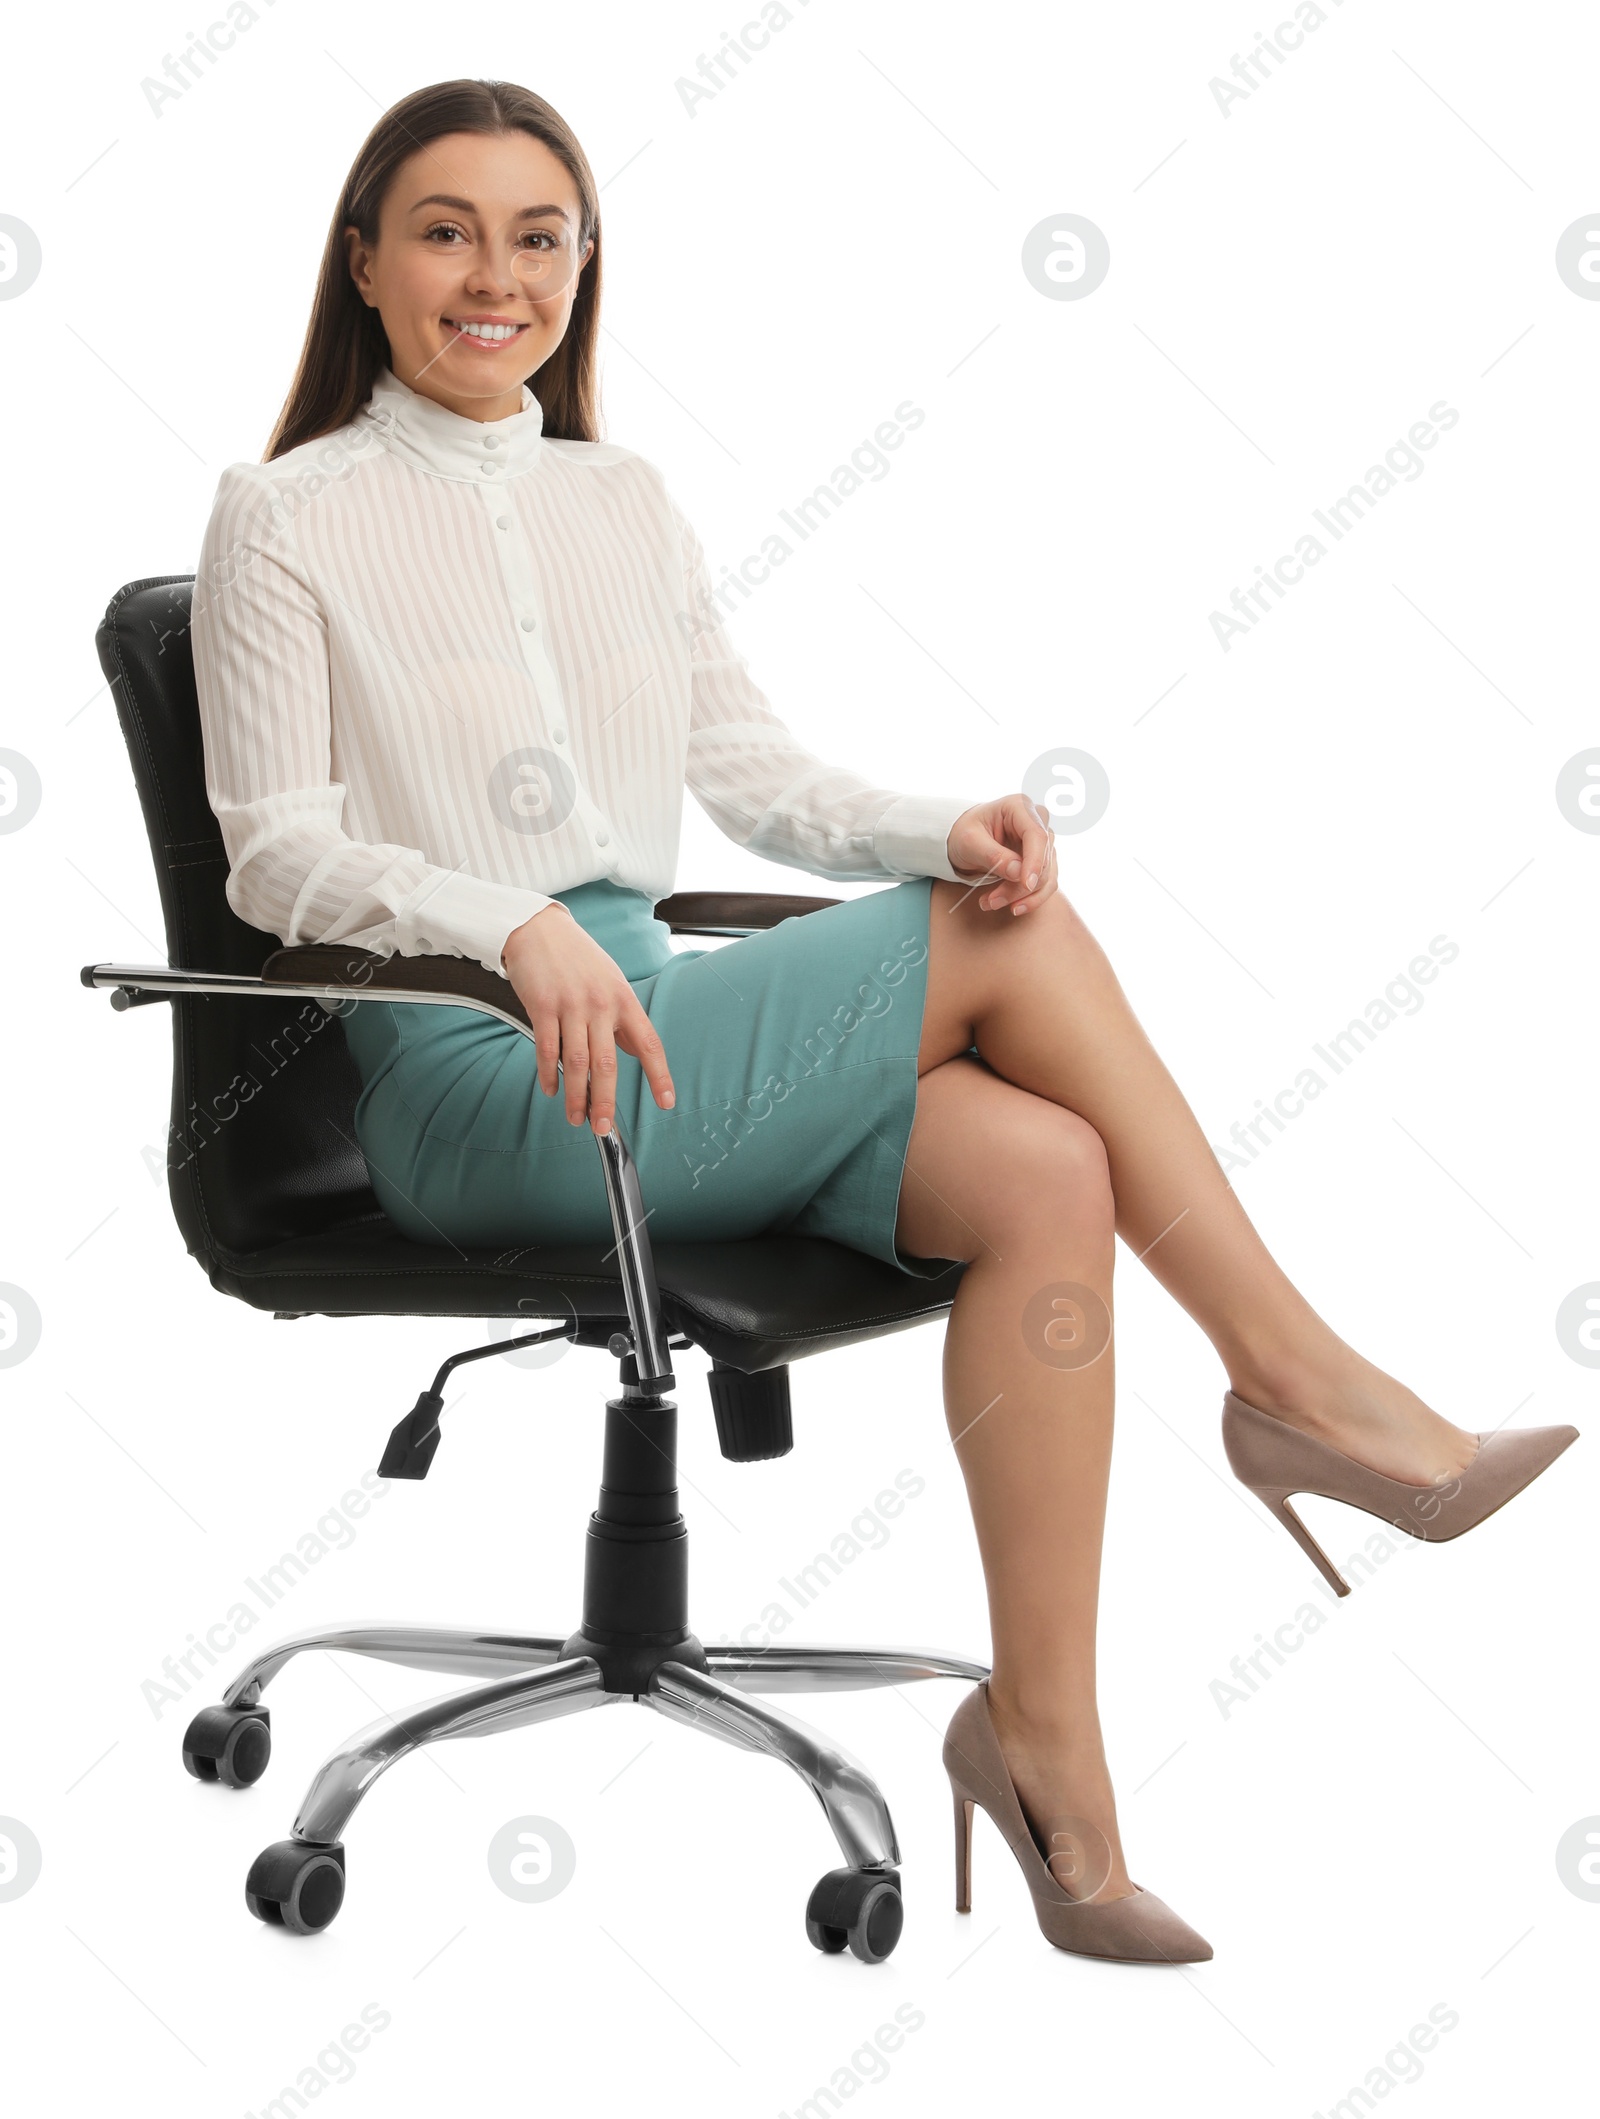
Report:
1222,1390,1579,1597
942,1684,1212,1964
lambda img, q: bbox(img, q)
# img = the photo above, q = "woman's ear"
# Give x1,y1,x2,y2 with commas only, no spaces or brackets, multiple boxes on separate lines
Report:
344,224,377,308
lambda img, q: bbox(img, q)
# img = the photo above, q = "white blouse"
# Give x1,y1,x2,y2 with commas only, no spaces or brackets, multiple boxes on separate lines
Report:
191,363,969,978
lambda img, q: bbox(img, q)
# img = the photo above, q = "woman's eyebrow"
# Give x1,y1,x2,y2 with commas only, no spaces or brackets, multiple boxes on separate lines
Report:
409,193,572,223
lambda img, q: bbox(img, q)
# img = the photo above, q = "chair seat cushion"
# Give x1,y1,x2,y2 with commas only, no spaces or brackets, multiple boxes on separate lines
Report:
202,1215,965,1372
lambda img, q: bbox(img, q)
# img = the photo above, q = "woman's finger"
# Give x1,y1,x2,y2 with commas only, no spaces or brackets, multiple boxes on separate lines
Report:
972,798,1052,909
1009,795,1053,896
588,1024,619,1136
616,994,676,1110
562,1020,591,1126
978,841,1032,908
1008,837,1060,916
530,1005,562,1099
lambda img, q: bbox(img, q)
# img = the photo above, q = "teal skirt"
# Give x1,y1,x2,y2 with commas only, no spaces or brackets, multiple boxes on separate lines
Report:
337,878,942,1276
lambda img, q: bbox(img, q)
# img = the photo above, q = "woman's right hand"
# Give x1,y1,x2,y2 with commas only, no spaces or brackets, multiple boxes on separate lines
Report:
500,905,676,1136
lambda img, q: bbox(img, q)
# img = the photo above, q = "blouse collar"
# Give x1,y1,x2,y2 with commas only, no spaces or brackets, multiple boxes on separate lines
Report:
358,363,546,483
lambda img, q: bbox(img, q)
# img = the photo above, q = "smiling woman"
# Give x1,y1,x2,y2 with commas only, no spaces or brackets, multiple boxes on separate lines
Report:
186,75,1576,1975
267,84,605,452
344,165,591,412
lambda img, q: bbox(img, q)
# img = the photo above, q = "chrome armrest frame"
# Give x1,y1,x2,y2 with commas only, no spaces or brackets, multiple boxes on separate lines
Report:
80,961,675,1391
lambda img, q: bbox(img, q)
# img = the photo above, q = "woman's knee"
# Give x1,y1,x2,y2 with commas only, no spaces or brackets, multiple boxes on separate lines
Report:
899,1064,1112,1262
990,1097,1115,1243
926,885,1102,1029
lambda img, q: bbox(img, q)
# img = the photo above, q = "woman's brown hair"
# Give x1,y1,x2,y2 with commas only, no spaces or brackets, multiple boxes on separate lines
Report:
265,78,602,461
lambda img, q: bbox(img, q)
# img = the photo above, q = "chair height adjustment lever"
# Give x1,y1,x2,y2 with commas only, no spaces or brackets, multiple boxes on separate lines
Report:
377,1324,575,1481
378,1391,447,1481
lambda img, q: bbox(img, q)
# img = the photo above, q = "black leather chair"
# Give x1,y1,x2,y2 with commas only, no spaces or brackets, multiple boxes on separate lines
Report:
84,575,984,1962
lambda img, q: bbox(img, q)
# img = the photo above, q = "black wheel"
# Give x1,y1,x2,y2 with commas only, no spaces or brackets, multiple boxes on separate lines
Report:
182,1704,272,1788
805,1866,903,1963
245,1840,346,1935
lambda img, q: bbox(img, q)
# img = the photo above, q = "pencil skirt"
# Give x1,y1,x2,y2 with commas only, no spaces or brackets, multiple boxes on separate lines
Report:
336,877,944,1276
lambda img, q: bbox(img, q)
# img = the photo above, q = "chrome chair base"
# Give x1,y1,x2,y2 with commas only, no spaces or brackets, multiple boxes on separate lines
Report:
186,1623,988,1958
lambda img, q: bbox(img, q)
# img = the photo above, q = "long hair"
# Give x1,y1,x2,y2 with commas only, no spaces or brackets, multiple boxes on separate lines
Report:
265,79,602,460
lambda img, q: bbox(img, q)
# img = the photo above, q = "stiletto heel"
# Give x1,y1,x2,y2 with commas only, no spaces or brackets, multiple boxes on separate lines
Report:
953,1791,974,1913
941,1684,1212,1964
1255,1486,1351,1597
1222,1391,1579,1596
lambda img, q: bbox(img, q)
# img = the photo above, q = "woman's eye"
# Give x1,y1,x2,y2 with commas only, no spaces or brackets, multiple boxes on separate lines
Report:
520,230,557,251
424,223,466,243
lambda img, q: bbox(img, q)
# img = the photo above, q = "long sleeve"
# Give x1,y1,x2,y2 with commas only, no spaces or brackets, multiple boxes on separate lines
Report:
675,502,969,884
191,467,554,975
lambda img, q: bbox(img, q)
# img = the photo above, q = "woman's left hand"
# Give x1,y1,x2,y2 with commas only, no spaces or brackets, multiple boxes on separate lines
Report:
946,794,1058,915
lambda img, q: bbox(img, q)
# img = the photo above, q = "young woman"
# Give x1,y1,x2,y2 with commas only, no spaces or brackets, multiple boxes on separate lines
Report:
191,78,1575,1966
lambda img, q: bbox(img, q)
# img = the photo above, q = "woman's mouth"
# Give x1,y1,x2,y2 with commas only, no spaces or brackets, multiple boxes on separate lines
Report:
442,317,530,349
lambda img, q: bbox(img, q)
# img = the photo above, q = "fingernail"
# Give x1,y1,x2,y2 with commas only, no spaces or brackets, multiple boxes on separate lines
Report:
1027,873,1039,889
1007,859,1021,877
663,1092,675,1107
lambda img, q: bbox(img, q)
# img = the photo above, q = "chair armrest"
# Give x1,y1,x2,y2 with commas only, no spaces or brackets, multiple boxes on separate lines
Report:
79,949,674,1389
260,943,531,1025
655,891,838,937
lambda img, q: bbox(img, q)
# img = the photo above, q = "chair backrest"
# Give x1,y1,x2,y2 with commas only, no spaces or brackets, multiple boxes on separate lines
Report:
95,576,381,1266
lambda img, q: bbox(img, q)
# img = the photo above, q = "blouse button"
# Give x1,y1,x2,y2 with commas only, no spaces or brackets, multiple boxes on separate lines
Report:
520,616,537,633
480,463,498,476
595,830,610,847
552,727,567,743
484,435,500,449
496,515,511,530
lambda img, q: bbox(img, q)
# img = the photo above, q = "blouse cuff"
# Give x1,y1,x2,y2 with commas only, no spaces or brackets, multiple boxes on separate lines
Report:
872,793,970,883
396,871,557,978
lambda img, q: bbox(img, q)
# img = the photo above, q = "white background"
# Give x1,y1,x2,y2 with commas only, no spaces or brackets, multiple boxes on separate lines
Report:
1,1,1596,2112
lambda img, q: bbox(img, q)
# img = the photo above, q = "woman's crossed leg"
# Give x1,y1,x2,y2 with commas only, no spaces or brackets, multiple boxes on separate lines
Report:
894,881,1479,1900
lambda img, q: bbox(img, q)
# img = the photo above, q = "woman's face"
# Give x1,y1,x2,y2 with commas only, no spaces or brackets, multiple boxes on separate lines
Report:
346,128,594,421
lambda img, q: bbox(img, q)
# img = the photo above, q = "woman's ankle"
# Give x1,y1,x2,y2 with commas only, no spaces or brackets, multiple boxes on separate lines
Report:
986,1674,1102,1742
1225,1343,1480,1481
982,1694,1133,1899
1224,1335,1360,1433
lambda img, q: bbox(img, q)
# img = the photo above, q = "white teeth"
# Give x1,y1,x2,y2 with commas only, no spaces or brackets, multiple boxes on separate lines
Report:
451,320,520,340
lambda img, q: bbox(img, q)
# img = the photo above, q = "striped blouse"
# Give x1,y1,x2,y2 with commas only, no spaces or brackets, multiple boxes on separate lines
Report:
190,363,969,978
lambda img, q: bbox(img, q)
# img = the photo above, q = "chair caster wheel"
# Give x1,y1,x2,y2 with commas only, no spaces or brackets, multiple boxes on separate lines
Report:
245,1840,346,1935
181,1704,272,1788
805,1866,903,1962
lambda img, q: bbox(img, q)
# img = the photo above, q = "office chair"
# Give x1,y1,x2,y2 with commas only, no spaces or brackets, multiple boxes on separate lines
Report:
82,576,986,1963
